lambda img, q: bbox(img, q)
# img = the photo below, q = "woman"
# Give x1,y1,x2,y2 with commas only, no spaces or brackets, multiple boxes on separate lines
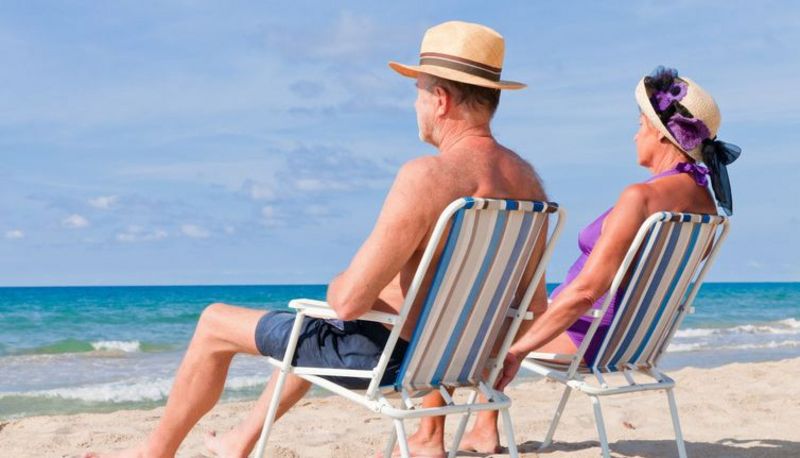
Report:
401,66,741,456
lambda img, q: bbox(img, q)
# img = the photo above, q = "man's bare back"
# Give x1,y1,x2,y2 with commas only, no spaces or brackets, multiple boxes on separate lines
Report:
327,118,547,341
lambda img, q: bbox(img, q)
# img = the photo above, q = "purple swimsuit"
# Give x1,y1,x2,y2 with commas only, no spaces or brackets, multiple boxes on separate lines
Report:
553,163,710,365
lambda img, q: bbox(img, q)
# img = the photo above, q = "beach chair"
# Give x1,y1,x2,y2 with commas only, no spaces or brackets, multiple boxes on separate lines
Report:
253,197,565,458
521,212,730,458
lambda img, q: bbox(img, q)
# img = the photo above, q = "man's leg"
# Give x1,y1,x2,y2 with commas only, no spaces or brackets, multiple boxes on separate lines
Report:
399,331,579,456
205,368,310,457
86,303,273,458
389,393,448,458
459,331,579,453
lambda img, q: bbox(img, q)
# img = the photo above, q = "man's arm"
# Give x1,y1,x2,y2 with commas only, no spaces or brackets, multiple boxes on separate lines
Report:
327,159,436,320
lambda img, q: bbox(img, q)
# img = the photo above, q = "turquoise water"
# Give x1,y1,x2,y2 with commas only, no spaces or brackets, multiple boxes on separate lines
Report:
1,283,798,419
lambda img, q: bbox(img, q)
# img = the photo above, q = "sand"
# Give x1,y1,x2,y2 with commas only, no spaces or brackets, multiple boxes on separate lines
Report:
2,357,799,457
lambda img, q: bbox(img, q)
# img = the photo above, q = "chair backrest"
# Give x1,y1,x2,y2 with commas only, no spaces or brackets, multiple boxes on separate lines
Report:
591,212,729,373
391,197,562,392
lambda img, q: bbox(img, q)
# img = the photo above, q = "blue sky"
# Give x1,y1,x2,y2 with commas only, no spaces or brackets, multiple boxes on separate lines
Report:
1,1,798,286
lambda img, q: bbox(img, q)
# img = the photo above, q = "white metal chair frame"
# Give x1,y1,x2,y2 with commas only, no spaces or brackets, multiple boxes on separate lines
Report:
253,197,566,458
521,212,730,458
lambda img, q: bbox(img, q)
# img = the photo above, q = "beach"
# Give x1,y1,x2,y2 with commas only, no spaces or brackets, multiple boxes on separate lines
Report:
1,284,799,456
1,357,798,457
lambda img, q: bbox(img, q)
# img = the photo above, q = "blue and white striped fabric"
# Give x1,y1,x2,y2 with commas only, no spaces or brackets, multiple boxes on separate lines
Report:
592,212,726,372
394,197,557,391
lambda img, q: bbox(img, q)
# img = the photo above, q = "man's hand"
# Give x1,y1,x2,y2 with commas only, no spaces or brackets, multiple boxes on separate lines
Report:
494,350,524,391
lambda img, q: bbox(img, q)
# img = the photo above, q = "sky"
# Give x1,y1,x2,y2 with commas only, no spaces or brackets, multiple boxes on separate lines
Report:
1,1,798,286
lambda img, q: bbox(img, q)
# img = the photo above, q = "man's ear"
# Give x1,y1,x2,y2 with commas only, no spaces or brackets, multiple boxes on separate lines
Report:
432,86,450,118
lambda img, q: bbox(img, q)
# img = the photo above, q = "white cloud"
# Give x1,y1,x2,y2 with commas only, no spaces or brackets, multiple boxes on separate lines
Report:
88,195,118,209
261,205,276,218
5,229,24,239
242,180,277,201
62,214,89,229
181,224,210,239
315,12,379,58
261,205,284,227
120,159,283,190
116,226,168,243
294,178,347,192
304,205,331,217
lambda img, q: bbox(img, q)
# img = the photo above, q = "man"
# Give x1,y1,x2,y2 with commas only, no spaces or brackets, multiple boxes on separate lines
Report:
90,21,547,458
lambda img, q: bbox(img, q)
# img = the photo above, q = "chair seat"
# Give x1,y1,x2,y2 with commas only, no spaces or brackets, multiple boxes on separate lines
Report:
528,357,592,374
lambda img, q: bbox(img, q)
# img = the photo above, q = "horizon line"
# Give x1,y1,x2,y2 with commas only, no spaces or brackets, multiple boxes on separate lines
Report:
1,281,798,289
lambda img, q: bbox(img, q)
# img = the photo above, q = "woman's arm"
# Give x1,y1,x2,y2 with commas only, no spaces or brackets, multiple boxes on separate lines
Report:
496,184,652,389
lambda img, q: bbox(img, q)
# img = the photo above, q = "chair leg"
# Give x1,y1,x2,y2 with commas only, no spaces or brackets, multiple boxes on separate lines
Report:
590,395,611,458
448,391,478,458
253,368,291,458
666,388,688,458
394,419,410,458
383,422,398,458
500,407,519,458
540,386,572,450
448,414,469,458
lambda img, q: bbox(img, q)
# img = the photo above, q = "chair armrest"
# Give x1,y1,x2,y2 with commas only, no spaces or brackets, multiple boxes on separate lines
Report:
583,309,602,318
526,351,577,361
288,299,399,324
506,308,534,320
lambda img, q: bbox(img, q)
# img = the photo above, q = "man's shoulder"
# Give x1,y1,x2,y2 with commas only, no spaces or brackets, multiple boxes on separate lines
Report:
396,155,447,187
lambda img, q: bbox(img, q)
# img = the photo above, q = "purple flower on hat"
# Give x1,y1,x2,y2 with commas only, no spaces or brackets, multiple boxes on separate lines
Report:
652,80,688,112
667,113,711,151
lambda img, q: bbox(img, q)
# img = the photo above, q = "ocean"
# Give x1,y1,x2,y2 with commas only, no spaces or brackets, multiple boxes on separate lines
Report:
1,283,798,420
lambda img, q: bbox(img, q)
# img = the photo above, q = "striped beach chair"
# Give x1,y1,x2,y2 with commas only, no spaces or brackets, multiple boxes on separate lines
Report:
254,197,565,458
522,212,730,458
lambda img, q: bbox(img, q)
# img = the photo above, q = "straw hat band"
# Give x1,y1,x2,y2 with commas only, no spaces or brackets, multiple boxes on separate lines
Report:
419,52,502,82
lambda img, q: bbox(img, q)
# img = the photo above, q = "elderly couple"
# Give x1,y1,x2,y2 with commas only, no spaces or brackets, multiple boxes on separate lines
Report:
89,20,740,458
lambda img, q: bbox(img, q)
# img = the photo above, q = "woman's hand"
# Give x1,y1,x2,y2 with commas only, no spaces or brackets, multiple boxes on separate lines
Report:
494,351,524,391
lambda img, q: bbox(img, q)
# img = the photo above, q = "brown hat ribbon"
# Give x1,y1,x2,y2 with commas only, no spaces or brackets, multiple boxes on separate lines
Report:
418,52,502,82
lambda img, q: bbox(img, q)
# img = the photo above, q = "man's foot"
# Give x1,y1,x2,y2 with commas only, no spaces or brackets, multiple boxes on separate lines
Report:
456,426,501,454
375,429,446,458
204,429,251,458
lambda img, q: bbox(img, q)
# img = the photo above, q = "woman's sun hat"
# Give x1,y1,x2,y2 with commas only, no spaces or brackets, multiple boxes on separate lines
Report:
635,67,720,161
389,21,526,90
635,66,741,216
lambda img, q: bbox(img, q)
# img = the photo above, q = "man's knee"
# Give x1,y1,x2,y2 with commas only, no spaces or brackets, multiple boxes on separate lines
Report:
197,302,230,337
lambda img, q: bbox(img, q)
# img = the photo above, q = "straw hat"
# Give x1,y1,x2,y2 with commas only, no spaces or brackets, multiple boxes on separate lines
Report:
389,21,526,90
635,75,721,162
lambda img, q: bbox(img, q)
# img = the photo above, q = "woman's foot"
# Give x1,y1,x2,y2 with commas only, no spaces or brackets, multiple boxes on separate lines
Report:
457,425,501,454
204,429,251,458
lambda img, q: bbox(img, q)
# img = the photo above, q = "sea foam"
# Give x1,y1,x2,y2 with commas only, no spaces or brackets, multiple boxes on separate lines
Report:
0,374,268,404
674,318,800,339
90,340,141,353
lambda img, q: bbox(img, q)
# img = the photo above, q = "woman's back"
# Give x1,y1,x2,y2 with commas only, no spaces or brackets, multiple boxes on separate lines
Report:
555,162,718,364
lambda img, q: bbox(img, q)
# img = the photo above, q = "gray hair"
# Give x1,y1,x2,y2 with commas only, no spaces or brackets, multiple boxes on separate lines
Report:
422,74,501,118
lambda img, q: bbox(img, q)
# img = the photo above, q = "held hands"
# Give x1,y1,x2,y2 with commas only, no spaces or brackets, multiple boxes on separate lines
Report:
494,351,524,392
